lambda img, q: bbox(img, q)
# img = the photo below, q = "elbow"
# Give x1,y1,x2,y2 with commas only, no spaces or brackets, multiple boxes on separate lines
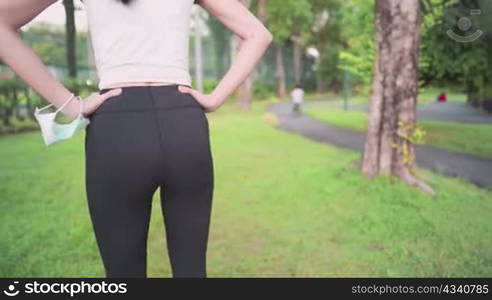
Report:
263,28,273,46
241,23,273,47
252,27,273,48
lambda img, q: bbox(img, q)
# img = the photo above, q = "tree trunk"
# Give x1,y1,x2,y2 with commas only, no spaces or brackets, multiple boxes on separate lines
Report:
63,0,77,78
292,35,303,85
12,88,22,120
361,0,435,195
275,45,287,99
209,18,230,78
235,0,253,110
25,87,34,120
257,0,268,24
316,74,326,94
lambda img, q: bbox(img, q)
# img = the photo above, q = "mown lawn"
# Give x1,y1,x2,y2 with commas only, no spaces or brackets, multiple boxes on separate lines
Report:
0,100,491,277
305,107,492,158
304,87,467,107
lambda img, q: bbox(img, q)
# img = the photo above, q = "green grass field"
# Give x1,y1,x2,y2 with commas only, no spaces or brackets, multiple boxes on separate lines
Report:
0,100,491,277
305,87,468,107
305,107,492,158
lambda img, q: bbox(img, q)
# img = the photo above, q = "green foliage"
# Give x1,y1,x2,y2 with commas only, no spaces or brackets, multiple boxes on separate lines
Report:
0,117,38,135
253,82,275,100
392,121,427,176
0,76,97,135
420,0,492,104
306,0,375,94
266,0,314,44
307,0,489,102
61,78,98,97
22,23,90,69
202,77,274,101
337,1,375,89
0,77,26,90
305,0,345,91
316,37,343,90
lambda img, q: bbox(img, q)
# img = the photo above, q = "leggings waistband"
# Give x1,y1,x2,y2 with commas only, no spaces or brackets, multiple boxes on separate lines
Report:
92,84,203,116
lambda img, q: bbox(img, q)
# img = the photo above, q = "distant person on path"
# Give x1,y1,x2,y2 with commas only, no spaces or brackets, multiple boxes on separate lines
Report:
291,84,305,117
437,92,447,102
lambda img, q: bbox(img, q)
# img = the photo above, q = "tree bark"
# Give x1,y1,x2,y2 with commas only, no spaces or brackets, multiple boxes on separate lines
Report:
25,87,34,120
316,74,327,94
361,0,435,195
12,88,21,120
63,0,77,78
275,45,287,99
292,34,303,85
257,0,268,23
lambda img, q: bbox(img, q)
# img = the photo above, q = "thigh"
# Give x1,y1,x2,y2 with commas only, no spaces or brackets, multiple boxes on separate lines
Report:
84,111,161,276
156,105,214,277
158,105,214,194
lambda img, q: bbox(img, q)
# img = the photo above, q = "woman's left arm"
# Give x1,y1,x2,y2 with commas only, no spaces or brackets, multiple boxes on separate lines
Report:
178,0,273,112
0,0,121,120
0,0,83,117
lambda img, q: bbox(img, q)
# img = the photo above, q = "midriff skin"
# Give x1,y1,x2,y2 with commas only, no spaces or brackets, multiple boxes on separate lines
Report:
101,81,179,89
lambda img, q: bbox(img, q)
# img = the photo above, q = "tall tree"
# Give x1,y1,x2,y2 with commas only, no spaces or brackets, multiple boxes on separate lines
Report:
274,45,287,98
267,0,313,98
234,0,269,110
235,0,254,110
63,0,77,78
257,0,268,24
307,0,345,93
337,0,375,94
291,35,303,84
361,0,435,195
208,16,232,78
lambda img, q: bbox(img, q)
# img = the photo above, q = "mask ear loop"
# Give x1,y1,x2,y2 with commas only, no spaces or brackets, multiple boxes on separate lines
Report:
77,96,86,117
36,93,76,114
54,93,76,114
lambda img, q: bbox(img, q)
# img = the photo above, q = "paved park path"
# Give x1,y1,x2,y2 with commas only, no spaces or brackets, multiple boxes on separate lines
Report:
267,101,492,189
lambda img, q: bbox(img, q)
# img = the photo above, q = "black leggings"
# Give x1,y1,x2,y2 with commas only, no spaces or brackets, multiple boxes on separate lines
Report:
84,85,214,278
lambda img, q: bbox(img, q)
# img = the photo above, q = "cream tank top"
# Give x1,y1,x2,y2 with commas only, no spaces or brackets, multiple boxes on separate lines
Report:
82,0,198,90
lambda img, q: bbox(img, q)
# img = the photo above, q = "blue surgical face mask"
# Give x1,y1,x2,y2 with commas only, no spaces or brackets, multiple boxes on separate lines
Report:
34,95,90,147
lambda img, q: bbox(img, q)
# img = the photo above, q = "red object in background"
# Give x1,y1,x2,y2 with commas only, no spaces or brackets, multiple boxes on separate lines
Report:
437,92,447,102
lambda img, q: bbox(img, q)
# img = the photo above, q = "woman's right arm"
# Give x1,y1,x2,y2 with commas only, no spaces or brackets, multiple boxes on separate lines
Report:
178,0,273,112
0,0,121,120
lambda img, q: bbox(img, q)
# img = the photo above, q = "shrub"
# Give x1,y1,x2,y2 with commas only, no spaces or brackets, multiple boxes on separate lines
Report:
0,116,39,135
253,82,275,100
